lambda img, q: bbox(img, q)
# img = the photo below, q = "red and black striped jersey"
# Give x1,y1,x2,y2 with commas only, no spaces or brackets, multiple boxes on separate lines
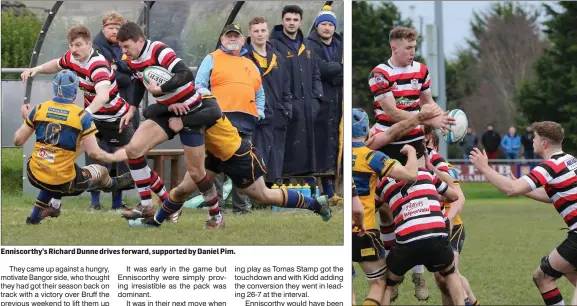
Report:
377,168,448,244
369,59,430,144
57,49,129,122
126,40,198,106
522,152,577,231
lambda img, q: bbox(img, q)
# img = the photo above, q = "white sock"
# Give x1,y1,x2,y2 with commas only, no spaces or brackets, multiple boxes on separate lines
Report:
51,198,62,210
413,265,424,274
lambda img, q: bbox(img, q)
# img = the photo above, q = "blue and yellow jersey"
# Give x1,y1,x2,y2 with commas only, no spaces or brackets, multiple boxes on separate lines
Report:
26,98,97,185
204,114,243,161
444,162,463,226
352,142,398,231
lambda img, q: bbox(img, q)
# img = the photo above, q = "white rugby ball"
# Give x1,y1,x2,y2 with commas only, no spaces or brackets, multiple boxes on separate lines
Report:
142,66,173,88
443,109,468,144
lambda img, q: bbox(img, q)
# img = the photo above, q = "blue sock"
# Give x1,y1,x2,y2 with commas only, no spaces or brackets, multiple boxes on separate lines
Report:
282,189,317,211
91,191,100,206
155,195,184,224
322,178,334,198
112,191,123,209
30,190,52,221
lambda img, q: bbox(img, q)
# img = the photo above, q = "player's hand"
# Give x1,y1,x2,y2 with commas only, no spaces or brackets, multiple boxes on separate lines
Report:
112,148,128,162
20,104,31,120
424,149,435,171
168,103,190,115
353,224,366,237
423,111,456,133
21,67,40,83
400,144,416,156
144,78,162,95
119,111,134,133
469,148,489,170
418,103,443,122
168,117,183,133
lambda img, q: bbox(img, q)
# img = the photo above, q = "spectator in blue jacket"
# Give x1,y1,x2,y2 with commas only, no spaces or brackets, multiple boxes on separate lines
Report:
501,126,521,160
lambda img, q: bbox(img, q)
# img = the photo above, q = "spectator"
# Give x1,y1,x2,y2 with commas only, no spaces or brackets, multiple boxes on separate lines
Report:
521,125,535,160
481,123,501,159
195,23,265,215
270,4,324,176
307,5,343,205
501,126,521,160
460,126,478,161
245,17,292,191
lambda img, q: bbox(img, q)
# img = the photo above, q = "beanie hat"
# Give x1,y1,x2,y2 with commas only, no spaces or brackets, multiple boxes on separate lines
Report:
315,5,337,28
352,108,369,139
53,69,79,100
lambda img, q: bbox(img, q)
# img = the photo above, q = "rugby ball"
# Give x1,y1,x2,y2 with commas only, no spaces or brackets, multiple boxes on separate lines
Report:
443,109,468,144
142,66,173,88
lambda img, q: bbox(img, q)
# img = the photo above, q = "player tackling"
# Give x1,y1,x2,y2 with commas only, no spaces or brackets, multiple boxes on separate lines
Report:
470,121,576,306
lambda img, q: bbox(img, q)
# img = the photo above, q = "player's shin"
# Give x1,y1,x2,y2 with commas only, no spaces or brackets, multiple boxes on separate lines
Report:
149,170,168,202
279,188,317,210
28,190,52,222
195,174,220,220
127,157,153,207
154,190,186,224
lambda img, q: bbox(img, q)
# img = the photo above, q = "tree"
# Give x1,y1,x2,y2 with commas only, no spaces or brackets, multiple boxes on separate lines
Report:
1,7,43,79
516,2,577,153
352,1,416,117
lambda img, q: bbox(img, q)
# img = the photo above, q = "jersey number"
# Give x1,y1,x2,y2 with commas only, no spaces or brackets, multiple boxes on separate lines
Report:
45,123,62,145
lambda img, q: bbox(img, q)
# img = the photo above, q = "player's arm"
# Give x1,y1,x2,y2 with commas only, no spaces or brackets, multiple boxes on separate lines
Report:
382,146,418,182
160,60,193,93
437,171,465,217
21,58,62,82
14,105,38,146
470,148,533,196
418,67,434,106
86,83,111,114
509,173,552,203
434,173,460,202
78,112,118,163
352,184,365,234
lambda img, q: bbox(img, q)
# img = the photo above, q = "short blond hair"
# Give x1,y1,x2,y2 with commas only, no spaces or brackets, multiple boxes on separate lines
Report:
102,11,125,26
389,26,418,42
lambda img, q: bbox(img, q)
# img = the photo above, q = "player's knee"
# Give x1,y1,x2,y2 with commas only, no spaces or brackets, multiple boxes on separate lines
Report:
186,167,205,183
537,256,564,283
124,144,145,159
169,187,190,203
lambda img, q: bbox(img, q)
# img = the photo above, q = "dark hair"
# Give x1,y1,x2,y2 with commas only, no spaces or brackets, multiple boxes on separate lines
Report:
117,21,146,42
282,5,303,19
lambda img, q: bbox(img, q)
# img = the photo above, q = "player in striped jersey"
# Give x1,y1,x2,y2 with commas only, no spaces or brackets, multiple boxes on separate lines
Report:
377,163,464,305
368,26,454,166
115,21,224,226
424,128,479,306
470,121,577,306
20,25,166,212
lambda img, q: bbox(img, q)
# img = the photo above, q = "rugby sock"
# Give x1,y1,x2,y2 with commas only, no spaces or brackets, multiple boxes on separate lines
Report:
465,297,471,306
90,191,100,206
321,178,334,198
111,191,123,209
413,265,425,274
155,191,184,224
362,298,380,306
280,189,318,210
541,288,564,305
50,195,62,210
30,190,51,221
128,157,153,207
195,174,221,220
380,222,395,256
149,170,168,202
471,300,479,306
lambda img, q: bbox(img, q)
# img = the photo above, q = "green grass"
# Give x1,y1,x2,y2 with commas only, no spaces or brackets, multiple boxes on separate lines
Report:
1,148,343,245
353,198,576,305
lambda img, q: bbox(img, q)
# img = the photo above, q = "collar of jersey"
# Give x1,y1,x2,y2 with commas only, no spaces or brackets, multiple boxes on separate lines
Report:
52,97,74,104
352,141,365,148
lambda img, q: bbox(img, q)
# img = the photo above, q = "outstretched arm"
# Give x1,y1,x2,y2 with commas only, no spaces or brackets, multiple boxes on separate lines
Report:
470,148,532,196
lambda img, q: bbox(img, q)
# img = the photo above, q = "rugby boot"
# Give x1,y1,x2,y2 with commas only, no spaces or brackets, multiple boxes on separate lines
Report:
204,215,225,229
121,203,155,220
41,207,61,218
128,217,161,228
88,204,102,212
390,274,404,302
412,272,429,301
168,207,184,223
314,195,332,222
102,173,134,193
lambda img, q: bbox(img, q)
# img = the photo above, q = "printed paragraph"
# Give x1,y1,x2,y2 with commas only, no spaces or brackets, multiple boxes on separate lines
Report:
118,265,227,305
234,265,345,305
0,265,111,306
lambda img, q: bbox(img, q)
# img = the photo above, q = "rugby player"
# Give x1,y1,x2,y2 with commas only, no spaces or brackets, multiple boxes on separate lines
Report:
470,121,577,306
121,101,332,228
114,21,223,225
20,25,165,212
424,127,478,306
14,70,130,224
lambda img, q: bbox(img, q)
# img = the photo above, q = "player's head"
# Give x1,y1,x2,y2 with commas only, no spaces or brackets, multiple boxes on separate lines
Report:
352,108,369,140
117,21,146,60
67,25,92,62
248,17,269,47
315,5,336,40
53,70,79,101
102,11,125,44
423,125,439,151
389,27,417,66
281,5,303,35
532,121,564,155
221,24,245,52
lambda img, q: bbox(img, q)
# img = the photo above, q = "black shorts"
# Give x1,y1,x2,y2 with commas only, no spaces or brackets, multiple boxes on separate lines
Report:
147,114,204,147
27,159,91,196
379,140,425,166
450,224,466,253
205,140,267,189
386,236,454,276
93,119,133,147
352,229,386,263
556,231,577,267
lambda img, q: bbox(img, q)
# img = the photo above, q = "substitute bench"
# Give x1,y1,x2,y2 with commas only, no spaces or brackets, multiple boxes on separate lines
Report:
145,149,184,190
